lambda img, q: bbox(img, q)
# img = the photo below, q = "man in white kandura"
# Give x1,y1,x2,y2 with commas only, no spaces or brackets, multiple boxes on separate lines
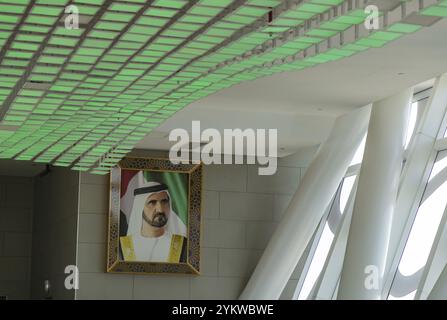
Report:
120,182,187,263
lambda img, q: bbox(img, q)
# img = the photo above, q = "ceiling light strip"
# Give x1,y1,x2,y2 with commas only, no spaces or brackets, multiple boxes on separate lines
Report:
86,0,335,171
0,0,79,159
0,0,38,120
21,0,159,163
37,0,304,169
69,0,277,170
6,1,118,160
32,0,239,167
91,1,352,170
92,1,433,171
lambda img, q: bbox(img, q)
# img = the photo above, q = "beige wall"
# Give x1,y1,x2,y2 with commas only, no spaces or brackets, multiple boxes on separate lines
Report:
0,176,34,300
75,147,317,300
30,167,79,300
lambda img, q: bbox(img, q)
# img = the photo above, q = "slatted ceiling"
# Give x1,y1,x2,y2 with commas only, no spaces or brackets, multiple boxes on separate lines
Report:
422,1,447,17
202,7,370,75
0,1,439,172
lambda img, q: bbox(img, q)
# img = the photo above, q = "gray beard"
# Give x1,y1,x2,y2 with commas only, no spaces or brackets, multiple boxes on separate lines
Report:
143,211,168,228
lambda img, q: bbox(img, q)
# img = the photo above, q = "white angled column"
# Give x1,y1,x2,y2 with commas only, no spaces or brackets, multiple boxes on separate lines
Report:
338,89,413,300
428,263,447,299
239,106,371,300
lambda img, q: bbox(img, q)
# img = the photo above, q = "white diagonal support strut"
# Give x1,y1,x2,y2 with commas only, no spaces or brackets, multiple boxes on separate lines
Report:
338,89,413,300
239,105,371,300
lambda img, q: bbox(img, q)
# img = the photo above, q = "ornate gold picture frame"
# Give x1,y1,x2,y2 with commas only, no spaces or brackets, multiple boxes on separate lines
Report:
107,157,202,275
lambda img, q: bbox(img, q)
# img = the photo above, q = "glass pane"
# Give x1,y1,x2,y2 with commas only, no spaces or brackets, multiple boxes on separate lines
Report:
350,134,367,166
297,175,357,300
298,222,334,300
404,102,418,149
429,151,447,182
340,175,356,213
388,290,417,300
398,179,447,276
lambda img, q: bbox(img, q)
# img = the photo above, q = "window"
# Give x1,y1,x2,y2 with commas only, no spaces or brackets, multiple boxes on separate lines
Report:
404,102,419,149
388,150,447,300
292,82,447,301
350,135,366,166
298,221,335,300
297,173,359,299
295,135,365,300
297,177,358,300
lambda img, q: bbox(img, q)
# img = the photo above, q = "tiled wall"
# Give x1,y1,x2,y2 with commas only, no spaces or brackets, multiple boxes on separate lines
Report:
30,167,79,300
75,147,317,300
0,176,34,300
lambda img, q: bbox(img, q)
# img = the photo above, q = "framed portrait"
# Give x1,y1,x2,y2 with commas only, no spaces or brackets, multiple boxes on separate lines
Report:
107,157,202,275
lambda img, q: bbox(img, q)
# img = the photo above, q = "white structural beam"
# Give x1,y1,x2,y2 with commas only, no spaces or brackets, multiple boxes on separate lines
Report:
383,75,447,297
429,261,447,299
435,138,447,151
239,106,371,300
338,89,413,300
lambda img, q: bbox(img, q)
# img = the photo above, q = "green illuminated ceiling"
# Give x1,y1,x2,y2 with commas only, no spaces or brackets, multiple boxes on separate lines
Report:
0,0,442,174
